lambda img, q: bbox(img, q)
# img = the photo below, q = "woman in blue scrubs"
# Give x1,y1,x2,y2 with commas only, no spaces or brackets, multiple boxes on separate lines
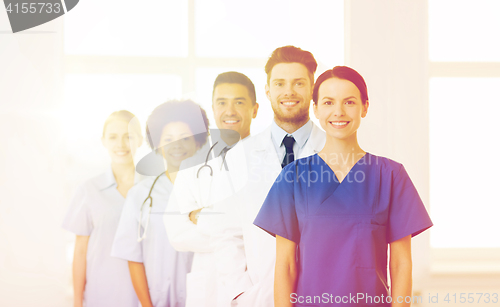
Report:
254,66,433,307
62,110,142,307
111,100,208,307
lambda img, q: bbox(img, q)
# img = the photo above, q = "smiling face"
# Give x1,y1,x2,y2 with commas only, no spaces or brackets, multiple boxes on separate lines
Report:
159,121,200,171
102,120,142,164
212,83,259,140
266,63,312,128
313,77,369,142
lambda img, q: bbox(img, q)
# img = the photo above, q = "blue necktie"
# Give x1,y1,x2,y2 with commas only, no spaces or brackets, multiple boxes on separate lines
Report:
281,135,295,168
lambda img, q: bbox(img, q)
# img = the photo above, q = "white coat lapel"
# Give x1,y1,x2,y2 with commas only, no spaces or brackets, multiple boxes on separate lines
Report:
251,125,282,175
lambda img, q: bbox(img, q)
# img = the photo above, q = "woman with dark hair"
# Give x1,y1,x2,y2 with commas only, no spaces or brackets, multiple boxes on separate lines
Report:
63,110,142,307
254,66,433,307
111,100,209,307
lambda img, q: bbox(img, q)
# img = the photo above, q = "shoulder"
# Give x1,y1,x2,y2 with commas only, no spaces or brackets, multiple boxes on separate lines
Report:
279,155,318,180
131,176,158,196
75,172,107,194
363,153,405,178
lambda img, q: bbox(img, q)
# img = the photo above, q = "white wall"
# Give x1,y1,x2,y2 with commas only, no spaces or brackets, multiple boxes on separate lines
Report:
0,12,72,307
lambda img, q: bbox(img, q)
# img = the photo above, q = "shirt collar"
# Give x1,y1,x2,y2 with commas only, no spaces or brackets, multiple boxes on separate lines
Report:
271,119,313,150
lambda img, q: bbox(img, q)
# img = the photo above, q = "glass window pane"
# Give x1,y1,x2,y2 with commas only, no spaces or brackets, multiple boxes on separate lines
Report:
430,78,500,248
63,74,182,165
195,0,344,68
429,0,500,62
64,0,188,56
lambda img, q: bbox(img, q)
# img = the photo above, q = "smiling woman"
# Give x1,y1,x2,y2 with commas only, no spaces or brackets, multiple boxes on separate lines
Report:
62,110,143,307
254,66,433,307
111,100,209,307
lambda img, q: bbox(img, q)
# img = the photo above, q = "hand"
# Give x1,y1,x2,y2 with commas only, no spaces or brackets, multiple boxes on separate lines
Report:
189,208,202,225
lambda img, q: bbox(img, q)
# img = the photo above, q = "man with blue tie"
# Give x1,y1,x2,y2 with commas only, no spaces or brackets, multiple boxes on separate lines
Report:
227,45,326,306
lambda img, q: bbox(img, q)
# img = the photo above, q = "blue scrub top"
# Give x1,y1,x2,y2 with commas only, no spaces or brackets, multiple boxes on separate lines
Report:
254,153,433,307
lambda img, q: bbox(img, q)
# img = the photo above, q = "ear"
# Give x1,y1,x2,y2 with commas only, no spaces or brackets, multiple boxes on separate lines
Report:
313,102,319,119
252,102,259,119
361,100,369,118
265,83,271,101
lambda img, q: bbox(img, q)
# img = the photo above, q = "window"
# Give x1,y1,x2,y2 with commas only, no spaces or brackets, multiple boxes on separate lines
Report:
62,1,344,269
428,0,500,271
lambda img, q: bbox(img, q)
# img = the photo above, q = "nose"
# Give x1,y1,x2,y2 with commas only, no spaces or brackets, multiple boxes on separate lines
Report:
224,102,237,116
120,136,129,148
333,103,345,117
283,83,296,97
170,137,183,149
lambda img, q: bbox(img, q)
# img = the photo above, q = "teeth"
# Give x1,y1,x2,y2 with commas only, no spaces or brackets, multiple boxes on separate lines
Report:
282,101,297,105
170,153,185,157
115,151,128,156
330,122,348,126
224,120,238,124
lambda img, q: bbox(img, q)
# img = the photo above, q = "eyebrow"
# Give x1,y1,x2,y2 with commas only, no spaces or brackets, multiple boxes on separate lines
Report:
343,96,358,100
321,96,358,100
272,78,307,82
215,97,247,101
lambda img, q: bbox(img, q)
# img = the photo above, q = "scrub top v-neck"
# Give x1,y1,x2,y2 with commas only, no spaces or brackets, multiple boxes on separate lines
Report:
254,153,433,307
62,169,139,307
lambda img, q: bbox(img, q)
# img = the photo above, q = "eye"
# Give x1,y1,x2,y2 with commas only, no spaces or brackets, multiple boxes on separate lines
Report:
236,100,244,105
345,100,355,105
323,100,332,105
274,82,283,87
295,81,304,87
218,101,225,106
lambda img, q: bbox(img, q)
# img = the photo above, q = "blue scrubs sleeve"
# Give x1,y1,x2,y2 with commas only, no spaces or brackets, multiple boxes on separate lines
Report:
387,165,433,243
111,186,144,263
62,184,93,236
253,163,300,244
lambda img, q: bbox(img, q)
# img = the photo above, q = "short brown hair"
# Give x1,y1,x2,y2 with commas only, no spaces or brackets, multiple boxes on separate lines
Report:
265,45,317,84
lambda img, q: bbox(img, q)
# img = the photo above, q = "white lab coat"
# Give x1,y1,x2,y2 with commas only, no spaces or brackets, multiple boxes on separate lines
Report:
164,138,251,307
229,123,326,307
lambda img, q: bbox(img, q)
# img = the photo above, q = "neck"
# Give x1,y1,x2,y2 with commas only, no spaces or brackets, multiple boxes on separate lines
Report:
165,170,177,184
111,162,135,183
275,116,309,134
221,135,240,147
320,133,365,165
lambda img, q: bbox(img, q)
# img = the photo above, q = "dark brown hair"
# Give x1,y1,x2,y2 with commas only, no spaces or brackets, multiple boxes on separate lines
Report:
213,71,256,105
313,66,369,105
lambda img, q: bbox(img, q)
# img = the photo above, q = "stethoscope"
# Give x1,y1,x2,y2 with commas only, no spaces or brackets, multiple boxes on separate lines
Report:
196,141,229,178
137,172,164,242
137,140,229,242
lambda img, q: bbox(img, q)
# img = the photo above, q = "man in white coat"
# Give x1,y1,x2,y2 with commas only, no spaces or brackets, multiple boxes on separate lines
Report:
229,45,326,306
164,71,259,307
